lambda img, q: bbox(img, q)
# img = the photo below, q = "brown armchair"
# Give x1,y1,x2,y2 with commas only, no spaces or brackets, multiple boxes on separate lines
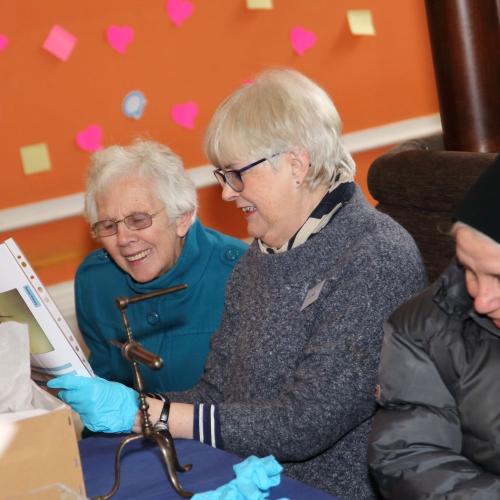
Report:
367,136,497,282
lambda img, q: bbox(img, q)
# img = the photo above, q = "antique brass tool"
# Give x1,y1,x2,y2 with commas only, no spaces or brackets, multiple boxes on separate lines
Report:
93,284,194,499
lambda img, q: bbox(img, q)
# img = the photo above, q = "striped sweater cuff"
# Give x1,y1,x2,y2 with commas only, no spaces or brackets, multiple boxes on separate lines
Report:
193,403,223,449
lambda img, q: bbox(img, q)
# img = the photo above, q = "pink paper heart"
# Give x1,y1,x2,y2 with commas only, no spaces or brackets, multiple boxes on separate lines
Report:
106,25,134,54
0,34,9,52
76,124,103,152
290,26,317,55
171,102,198,129
166,0,194,27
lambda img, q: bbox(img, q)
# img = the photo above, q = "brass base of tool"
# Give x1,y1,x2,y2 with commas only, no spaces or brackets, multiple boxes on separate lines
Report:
92,285,193,499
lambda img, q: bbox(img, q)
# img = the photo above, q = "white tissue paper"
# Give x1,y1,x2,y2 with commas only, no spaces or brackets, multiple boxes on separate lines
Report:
0,320,60,414
0,321,34,412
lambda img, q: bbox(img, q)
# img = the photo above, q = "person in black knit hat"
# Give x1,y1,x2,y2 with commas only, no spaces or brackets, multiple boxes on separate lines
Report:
369,154,500,498
453,154,500,244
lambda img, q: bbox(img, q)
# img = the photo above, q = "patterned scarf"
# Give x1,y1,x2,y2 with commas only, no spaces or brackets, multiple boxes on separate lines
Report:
258,177,355,254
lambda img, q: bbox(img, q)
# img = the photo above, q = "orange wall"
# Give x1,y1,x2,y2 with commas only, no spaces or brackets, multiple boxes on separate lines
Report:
0,0,438,284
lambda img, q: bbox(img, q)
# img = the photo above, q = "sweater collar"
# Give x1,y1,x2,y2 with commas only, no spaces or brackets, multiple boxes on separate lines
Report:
258,179,355,254
125,218,209,295
248,187,366,261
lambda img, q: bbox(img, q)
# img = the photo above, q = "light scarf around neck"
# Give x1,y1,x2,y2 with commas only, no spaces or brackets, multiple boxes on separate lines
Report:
258,176,355,254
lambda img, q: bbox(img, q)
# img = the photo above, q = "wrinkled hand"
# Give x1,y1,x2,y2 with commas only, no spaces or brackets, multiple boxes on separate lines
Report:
47,374,138,433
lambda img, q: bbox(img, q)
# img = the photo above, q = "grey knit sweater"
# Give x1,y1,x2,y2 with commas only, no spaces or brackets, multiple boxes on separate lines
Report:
169,187,426,498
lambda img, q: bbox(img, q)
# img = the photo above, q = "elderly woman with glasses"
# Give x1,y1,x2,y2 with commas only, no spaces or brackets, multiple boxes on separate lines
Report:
75,139,247,393
49,69,425,498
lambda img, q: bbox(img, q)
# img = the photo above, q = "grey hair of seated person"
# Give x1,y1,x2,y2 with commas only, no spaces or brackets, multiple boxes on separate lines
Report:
84,139,198,225
204,68,355,190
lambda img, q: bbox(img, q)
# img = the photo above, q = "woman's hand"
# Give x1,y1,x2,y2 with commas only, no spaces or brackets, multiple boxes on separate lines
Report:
47,374,138,433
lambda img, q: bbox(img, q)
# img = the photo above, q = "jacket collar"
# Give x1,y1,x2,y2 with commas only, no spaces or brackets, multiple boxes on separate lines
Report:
433,259,500,338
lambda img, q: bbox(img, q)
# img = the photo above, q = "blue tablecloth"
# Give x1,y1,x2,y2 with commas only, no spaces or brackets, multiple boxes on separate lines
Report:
79,436,336,499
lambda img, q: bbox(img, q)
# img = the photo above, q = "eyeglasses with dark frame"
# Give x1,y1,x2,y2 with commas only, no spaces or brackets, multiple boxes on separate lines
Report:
91,208,165,238
213,153,281,193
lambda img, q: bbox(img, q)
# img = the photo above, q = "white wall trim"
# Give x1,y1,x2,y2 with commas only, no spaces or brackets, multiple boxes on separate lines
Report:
342,113,441,152
1,113,441,233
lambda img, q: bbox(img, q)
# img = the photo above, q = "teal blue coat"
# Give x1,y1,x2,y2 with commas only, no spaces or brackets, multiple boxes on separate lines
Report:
75,219,247,392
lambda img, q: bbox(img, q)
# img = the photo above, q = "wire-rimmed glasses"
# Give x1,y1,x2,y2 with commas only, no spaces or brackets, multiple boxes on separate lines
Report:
92,208,165,237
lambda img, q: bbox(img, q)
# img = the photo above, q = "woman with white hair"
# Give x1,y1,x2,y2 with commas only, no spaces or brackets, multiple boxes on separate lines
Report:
75,140,247,392
50,69,425,498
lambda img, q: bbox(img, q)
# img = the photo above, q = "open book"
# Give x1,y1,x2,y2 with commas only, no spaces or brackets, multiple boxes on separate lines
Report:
0,238,93,382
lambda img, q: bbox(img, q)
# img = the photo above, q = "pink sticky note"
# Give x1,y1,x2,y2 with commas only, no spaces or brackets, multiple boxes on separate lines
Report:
166,0,194,27
76,124,103,152
0,34,9,52
290,26,317,56
106,25,134,54
43,25,77,61
171,102,198,129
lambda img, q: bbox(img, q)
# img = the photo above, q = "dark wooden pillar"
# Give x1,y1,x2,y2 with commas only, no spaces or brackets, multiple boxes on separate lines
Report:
424,0,500,152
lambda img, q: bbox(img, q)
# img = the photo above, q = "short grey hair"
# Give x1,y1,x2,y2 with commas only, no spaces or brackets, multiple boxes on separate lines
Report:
84,139,197,224
204,68,355,190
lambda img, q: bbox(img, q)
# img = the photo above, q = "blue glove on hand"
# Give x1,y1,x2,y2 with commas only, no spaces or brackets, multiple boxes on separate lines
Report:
47,374,139,433
192,455,286,500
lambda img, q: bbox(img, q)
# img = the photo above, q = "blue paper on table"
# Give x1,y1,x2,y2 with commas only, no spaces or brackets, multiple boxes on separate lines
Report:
192,455,289,500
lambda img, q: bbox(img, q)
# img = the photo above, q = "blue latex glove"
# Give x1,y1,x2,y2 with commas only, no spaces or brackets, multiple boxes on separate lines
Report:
234,455,282,492
192,455,288,500
47,374,138,433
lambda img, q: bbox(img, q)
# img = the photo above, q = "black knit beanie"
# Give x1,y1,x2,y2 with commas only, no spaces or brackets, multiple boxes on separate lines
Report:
454,154,500,243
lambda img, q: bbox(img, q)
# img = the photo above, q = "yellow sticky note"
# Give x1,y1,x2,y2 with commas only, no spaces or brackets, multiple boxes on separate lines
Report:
347,10,376,36
20,143,52,175
246,0,273,9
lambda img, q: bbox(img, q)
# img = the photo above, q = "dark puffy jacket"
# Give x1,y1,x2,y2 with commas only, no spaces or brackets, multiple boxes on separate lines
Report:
368,261,500,499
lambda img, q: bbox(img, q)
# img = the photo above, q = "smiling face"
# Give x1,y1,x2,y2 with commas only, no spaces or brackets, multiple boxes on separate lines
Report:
220,152,326,248
455,226,500,328
95,176,191,283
